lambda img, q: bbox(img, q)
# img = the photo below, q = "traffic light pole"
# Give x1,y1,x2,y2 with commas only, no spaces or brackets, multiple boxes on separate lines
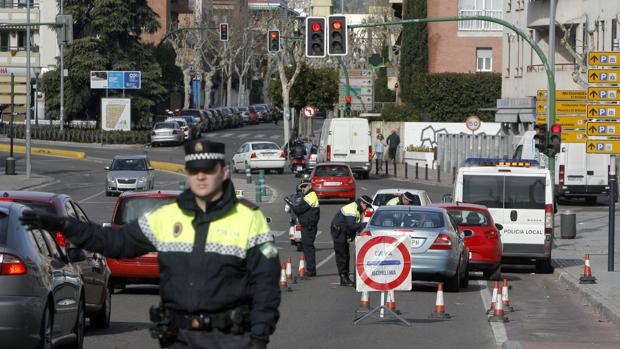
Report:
337,56,350,117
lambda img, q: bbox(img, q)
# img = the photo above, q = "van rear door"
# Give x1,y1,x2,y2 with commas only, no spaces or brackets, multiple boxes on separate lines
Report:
564,143,587,187
331,122,351,162
349,121,370,163
586,153,608,188
461,173,505,231
502,174,547,246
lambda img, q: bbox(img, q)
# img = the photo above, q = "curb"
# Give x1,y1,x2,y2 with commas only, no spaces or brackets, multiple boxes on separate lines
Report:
553,261,620,328
150,160,185,174
0,144,86,159
0,137,143,150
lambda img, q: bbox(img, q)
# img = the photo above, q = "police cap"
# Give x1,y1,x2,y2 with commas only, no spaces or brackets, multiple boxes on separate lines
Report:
184,139,226,170
402,191,416,202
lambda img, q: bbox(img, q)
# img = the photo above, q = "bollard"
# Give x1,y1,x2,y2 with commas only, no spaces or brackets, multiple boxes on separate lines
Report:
385,159,389,176
393,160,397,177
416,163,419,179
255,181,263,203
245,163,252,184
425,164,429,180
405,163,408,179
5,157,15,175
437,165,441,182
560,210,576,239
452,166,456,184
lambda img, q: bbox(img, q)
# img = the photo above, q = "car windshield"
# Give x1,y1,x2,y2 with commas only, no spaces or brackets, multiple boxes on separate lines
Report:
155,122,176,129
113,196,176,225
314,166,350,177
3,199,56,215
254,105,266,111
111,158,147,171
180,110,200,117
252,143,279,151
370,210,444,229
373,193,421,206
447,209,490,227
181,116,195,124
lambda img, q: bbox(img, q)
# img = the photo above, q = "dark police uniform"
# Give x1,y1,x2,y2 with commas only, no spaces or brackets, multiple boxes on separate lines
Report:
386,192,417,206
291,187,320,275
21,140,281,349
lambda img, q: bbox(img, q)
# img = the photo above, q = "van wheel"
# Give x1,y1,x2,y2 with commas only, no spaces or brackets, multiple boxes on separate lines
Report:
535,258,554,274
69,297,85,349
444,264,461,292
483,265,502,281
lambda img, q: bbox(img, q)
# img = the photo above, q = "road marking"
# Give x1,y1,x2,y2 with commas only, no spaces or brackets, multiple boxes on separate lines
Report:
79,190,106,203
238,133,250,138
269,135,280,139
254,134,266,139
316,251,335,269
360,187,368,191
477,280,508,348
219,133,234,138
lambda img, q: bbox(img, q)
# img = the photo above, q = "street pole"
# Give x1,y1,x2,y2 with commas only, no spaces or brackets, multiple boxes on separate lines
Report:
608,39,619,272
59,0,65,131
548,0,556,176
25,0,32,178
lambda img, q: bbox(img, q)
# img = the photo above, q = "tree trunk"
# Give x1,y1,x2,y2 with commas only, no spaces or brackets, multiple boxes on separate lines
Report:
183,69,192,109
226,73,233,106
203,71,215,108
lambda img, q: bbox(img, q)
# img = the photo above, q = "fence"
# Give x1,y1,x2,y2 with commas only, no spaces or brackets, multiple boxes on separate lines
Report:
436,133,512,172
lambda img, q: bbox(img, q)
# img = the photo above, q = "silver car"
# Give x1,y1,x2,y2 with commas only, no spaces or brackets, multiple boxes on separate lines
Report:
105,155,155,196
363,206,470,292
150,121,184,146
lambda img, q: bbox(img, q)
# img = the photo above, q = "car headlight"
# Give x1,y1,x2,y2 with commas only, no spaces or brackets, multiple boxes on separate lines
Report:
107,177,114,183
138,177,147,183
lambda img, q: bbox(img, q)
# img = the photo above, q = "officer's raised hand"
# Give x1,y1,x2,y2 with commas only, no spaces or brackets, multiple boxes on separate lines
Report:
20,209,65,232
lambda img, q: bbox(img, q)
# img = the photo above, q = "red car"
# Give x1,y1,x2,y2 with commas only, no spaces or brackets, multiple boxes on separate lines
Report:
309,163,356,201
105,190,179,291
434,203,503,280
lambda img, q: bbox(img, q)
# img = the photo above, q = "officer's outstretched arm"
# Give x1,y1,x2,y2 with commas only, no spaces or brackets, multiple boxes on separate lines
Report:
61,218,156,259
246,210,281,342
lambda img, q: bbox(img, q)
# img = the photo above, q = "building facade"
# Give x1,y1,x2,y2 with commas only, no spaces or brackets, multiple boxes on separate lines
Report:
141,0,192,44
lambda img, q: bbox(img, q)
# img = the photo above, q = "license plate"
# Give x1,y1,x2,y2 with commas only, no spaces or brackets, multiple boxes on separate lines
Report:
296,166,303,171
324,182,341,186
411,238,426,248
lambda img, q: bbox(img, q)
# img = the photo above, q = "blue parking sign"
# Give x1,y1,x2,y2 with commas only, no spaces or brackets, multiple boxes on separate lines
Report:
597,143,605,151
601,90,608,99
601,55,608,63
601,73,608,81
600,108,607,116
124,71,141,89
599,126,607,134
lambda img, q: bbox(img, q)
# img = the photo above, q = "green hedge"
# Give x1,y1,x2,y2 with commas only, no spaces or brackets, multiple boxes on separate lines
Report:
380,104,420,121
8,125,149,144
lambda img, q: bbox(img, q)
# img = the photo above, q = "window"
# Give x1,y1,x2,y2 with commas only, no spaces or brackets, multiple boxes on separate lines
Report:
111,158,147,171
314,166,350,177
17,31,25,49
447,209,491,227
372,193,421,206
504,176,546,210
370,210,444,229
65,202,77,219
41,230,63,259
30,229,51,257
251,143,279,151
0,31,8,52
72,202,89,222
477,48,493,72
113,196,176,225
463,175,504,208
458,0,503,31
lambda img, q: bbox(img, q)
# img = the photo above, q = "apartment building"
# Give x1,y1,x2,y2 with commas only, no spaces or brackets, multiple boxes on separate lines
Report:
141,0,192,44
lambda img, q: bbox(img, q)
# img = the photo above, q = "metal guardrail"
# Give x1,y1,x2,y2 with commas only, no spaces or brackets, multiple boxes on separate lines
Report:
457,10,503,31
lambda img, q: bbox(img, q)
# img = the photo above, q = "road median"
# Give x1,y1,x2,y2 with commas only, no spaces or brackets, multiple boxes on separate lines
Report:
150,160,185,174
0,144,86,159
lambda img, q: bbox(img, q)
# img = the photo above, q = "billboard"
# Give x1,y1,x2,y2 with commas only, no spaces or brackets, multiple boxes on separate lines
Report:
101,98,131,131
90,71,141,89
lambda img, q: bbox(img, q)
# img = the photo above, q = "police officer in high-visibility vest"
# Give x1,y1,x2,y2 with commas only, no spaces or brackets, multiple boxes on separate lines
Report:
330,195,373,286
386,191,417,206
290,180,320,276
20,139,281,349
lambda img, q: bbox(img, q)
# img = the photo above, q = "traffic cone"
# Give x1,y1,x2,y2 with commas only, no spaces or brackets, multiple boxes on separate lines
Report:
579,254,597,284
429,283,451,320
488,293,509,323
501,279,514,312
298,254,307,280
286,256,296,284
356,291,371,313
279,263,291,292
385,290,401,315
486,281,499,315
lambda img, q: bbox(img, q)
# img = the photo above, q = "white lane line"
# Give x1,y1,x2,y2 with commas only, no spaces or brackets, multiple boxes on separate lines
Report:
219,133,234,138
22,179,60,190
316,251,335,269
78,190,106,204
477,280,508,348
360,187,368,191
254,134,266,139
238,134,250,138
269,135,280,139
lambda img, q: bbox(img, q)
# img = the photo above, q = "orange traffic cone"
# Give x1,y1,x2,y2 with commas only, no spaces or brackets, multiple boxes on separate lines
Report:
286,256,296,284
298,254,307,280
501,279,514,312
486,281,499,315
279,263,291,292
356,291,371,313
429,283,451,320
579,254,597,284
488,293,509,322
385,290,401,315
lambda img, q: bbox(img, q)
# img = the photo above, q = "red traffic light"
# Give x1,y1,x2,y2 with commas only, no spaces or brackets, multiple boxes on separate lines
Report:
220,24,227,31
312,23,322,32
270,32,278,39
551,124,561,133
332,21,342,30
345,95,351,103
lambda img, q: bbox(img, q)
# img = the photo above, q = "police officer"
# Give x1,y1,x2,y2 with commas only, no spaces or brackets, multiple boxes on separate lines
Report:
20,140,281,349
330,195,373,287
386,191,417,206
290,180,320,276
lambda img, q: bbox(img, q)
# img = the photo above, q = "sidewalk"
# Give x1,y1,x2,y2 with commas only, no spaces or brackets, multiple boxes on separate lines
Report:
0,135,144,150
0,173,56,191
552,209,620,327
371,160,453,188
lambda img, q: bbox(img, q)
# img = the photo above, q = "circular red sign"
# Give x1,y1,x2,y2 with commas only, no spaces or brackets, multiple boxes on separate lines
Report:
356,236,411,291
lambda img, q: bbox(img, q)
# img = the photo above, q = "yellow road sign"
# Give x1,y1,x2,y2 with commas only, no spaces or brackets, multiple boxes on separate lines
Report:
536,89,586,100
561,130,586,143
536,101,586,115
586,140,620,154
556,116,586,128
588,69,620,84
586,122,620,136
588,52,620,67
587,87,620,101
587,104,620,118
536,115,546,125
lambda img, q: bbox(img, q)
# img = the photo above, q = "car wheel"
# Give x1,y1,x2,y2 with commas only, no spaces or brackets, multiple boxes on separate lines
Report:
535,258,554,274
90,285,111,329
233,161,239,173
460,263,470,288
68,297,85,349
444,263,461,292
37,304,53,349
483,264,502,281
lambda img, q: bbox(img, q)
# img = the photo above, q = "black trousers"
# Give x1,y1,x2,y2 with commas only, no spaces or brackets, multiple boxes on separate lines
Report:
168,329,251,349
333,241,351,275
301,224,318,273
388,147,397,161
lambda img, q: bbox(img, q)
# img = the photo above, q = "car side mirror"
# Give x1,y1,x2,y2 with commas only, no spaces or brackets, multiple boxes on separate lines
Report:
148,167,154,171
67,248,87,263
265,217,272,224
442,194,453,203
102,223,112,228
104,166,110,171
495,223,503,231
462,229,474,237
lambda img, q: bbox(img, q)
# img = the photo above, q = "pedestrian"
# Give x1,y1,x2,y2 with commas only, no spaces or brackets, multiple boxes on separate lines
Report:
20,139,281,349
374,134,385,170
386,191,418,206
330,195,373,287
386,128,400,162
290,180,320,276
273,110,278,125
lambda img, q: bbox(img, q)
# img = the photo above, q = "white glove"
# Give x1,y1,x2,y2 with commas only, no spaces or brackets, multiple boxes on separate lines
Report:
284,204,290,213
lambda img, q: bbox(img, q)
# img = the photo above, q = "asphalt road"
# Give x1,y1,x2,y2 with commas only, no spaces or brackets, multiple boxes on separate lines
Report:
2,121,620,349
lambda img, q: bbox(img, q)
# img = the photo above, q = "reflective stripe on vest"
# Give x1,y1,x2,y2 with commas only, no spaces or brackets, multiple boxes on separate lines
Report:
303,191,319,208
340,202,360,223
139,201,273,258
386,197,399,206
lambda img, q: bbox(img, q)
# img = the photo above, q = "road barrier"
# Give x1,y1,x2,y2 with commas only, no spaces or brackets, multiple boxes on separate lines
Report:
437,133,511,172
0,144,86,159
425,164,429,180
279,263,291,292
502,279,514,312
488,293,509,323
416,163,419,179
297,254,307,280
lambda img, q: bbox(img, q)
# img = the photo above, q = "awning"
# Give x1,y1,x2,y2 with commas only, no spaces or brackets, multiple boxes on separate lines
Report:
517,109,536,122
495,109,518,123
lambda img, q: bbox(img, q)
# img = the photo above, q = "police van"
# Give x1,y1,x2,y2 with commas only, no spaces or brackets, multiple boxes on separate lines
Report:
451,158,554,273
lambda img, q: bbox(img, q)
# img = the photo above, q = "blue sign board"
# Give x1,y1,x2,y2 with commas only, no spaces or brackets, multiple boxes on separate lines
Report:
124,71,141,89
107,72,124,89
90,70,141,89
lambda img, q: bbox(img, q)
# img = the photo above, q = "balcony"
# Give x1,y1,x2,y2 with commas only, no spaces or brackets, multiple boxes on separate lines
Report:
0,1,40,24
458,9,503,32
0,47,40,66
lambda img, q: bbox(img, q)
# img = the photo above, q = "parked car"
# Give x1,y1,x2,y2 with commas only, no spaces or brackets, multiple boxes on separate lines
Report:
150,121,184,147
229,107,244,127
247,106,260,124
361,205,470,292
177,115,200,138
371,188,433,209
0,201,86,349
232,142,286,174
104,190,180,290
105,155,156,196
1,191,113,328
178,109,202,125
214,107,233,128
205,109,224,130
434,203,503,280
238,106,250,123
309,163,356,201
166,118,193,140
250,104,271,122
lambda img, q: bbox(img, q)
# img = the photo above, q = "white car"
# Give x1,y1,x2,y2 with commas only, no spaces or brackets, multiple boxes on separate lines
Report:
165,118,191,140
232,142,286,174
371,188,433,210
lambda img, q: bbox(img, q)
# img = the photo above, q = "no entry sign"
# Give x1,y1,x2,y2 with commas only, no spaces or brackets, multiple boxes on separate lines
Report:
355,235,412,292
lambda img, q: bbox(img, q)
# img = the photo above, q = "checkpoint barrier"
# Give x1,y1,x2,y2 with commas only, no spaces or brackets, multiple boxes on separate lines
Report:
353,235,412,326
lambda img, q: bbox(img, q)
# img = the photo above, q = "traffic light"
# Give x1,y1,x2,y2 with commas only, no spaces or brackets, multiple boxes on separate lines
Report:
345,95,351,113
267,30,280,53
219,23,229,41
548,124,561,155
306,17,326,58
328,15,347,56
533,124,547,152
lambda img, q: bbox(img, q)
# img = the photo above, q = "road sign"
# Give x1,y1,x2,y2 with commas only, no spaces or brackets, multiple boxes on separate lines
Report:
355,235,412,292
90,71,141,89
466,115,481,132
536,115,547,125
588,69,620,84
536,89,586,100
556,116,586,128
587,104,620,118
536,101,586,115
587,87,620,101
303,106,315,119
561,129,586,143
586,122,620,136
588,52,620,67
586,140,620,154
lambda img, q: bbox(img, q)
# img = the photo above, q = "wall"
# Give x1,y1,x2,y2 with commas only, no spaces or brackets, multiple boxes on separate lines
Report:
39,0,59,68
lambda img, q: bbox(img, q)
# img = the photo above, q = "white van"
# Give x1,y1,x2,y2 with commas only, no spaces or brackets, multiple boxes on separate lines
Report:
317,118,372,178
452,158,554,273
